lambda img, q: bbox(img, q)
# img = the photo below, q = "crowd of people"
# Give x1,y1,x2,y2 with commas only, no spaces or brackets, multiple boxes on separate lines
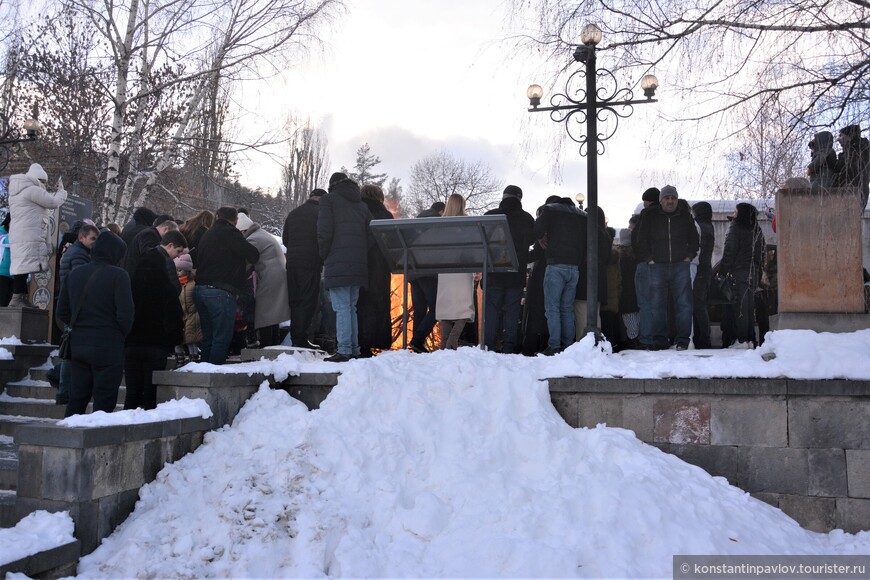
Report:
0,120,866,416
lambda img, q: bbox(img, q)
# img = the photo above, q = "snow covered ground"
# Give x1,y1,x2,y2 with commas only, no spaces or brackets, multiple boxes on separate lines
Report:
4,330,870,577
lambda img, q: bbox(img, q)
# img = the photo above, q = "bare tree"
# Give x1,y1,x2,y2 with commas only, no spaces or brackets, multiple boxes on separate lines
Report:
512,0,870,187
280,115,329,212
407,150,501,215
514,0,869,125
64,0,342,223
712,101,806,201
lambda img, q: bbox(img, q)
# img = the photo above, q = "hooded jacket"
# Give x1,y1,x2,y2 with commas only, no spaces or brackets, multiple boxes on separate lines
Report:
283,196,322,271
317,177,373,289
720,203,765,277
56,232,134,352
692,202,715,275
807,131,838,189
485,196,535,287
121,207,158,247
8,172,68,275
835,125,870,210
533,201,587,266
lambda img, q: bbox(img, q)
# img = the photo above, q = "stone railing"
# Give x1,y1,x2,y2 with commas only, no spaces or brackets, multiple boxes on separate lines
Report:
548,377,870,533
15,416,211,555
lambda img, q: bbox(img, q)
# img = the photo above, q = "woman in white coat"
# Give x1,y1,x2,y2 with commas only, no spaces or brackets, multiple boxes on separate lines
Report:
7,163,67,306
236,212,291,346
435,194,480,349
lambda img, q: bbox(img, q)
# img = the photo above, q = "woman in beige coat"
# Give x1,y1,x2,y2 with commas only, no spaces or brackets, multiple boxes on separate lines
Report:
435,194,480,349
8,163,67,306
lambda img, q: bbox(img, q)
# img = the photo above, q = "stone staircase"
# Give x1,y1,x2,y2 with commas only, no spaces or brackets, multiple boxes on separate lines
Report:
0,350,130,529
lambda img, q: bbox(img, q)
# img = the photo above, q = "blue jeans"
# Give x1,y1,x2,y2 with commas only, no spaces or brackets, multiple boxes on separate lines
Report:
634,262,652,346
329,286,360,356
484,285,523,352
194,285,237,365
649,261,692,347
543,264,579,350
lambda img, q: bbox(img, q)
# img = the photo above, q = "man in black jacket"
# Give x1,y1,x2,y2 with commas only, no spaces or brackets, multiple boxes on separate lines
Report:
194,207,260,364
283,188,325,348
483,185,534,353
124,215,178,280
57,232,134,417
691,202,715,349
124,232,186,409
533,197,587,355
317,173,373,362
632,187,660,349
636,185,699,350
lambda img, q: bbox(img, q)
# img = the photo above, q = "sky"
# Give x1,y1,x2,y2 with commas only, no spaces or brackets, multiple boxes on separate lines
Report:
235,0,672,227
4,330,870,575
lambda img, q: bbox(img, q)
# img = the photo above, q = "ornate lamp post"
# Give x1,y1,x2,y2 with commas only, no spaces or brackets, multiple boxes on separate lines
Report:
527,23,659,340
0,113,42,172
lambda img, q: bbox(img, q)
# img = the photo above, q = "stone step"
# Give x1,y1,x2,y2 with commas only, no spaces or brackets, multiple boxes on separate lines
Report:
5,380,56,400
0,399,126,421
0,436,16,491
28,368,51,382
0,488,17,527
0,415,57,437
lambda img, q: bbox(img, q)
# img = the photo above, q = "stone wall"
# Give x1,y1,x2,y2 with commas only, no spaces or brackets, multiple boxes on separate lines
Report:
15,417,211,555
548,377,870,533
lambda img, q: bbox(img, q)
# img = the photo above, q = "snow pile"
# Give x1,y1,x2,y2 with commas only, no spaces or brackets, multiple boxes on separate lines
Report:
78,344,870,578
58,397,212,428
0,511,75,566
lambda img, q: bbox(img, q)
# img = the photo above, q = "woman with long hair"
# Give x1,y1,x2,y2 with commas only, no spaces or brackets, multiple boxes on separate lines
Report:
435,194,478,349
180,210,215,266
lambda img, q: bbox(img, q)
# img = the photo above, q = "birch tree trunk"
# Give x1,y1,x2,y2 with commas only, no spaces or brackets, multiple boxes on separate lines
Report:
100,0,140,225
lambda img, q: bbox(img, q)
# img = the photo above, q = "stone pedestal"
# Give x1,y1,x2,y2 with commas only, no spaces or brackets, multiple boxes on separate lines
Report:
0,307,49,343
772,186,868,332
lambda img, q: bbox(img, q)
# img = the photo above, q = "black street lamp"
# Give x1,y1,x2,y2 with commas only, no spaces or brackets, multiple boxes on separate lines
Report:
0,113,42,172
527,23,659,341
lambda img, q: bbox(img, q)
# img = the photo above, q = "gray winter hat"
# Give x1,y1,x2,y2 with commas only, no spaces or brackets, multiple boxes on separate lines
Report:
660,185,678,201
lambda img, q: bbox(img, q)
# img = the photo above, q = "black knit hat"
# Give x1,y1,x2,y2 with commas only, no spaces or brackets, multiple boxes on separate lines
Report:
310,188,327,198
328,172,348,187
503,185,523,200
641,187,660,202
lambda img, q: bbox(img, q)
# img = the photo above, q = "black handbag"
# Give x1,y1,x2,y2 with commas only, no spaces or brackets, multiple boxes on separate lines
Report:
709,273,736,305
58,271,99,360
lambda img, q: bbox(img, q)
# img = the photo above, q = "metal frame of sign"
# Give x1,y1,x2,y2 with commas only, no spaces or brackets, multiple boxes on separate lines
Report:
370,215,519,350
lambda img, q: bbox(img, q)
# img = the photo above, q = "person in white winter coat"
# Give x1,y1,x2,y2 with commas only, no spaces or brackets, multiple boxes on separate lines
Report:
7,163,67,306
435,194,480,349
236,212,291,346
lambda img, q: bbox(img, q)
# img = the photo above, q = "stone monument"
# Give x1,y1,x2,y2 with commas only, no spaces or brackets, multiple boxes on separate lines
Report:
771,178,869,332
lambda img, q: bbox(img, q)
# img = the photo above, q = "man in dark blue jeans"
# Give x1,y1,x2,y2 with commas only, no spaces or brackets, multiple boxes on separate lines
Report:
194,207,260,364
483,185,534,353
636,185,699,350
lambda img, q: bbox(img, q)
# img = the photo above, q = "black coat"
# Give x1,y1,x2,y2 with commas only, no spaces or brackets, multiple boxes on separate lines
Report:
125,227,160,275
283,197,322,271
58,240,91,291
575,222,612,303
127,247,184,349
533,202,587,266
636,202,699,264
358,198,394,350
720,204,765,278
196,219,260,295
485,197,535,288
120,207,157,247
56,232,134,356
317,178,373,289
